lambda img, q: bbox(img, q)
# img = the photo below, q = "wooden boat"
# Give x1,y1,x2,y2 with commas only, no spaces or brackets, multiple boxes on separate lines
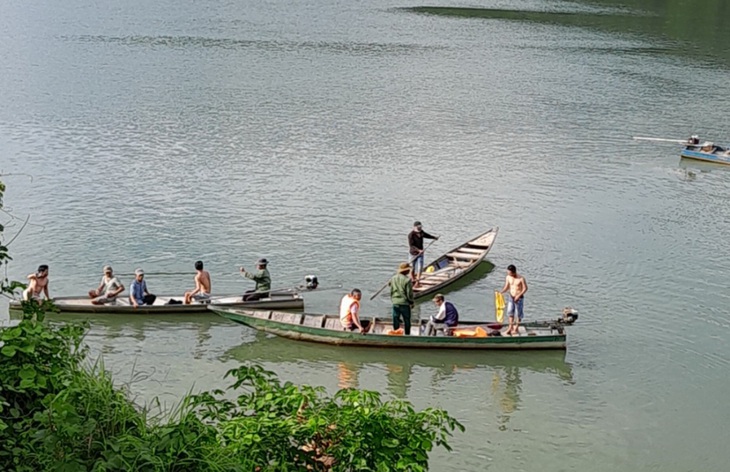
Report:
9,292,304,315
681,142,730,165
209,306,568,350
633,135,730,166
414,227,498,299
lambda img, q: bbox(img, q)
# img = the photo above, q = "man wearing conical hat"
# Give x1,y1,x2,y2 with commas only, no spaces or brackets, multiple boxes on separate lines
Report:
389,262,415,335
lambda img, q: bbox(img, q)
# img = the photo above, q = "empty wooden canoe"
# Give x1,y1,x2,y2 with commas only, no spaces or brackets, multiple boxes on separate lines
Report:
414,227,499,300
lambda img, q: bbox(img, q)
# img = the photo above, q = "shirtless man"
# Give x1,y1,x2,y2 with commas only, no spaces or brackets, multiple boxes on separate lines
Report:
22,264,51,301
184,260,212,304
499,264,528,335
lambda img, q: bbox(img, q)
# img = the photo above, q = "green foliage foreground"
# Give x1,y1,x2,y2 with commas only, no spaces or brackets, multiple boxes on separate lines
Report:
0,302,463,471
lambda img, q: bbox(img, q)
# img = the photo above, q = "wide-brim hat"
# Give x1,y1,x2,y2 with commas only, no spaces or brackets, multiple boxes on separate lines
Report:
134,268,144,276
257,258,268,265
397,262,411,273
103,265,113,273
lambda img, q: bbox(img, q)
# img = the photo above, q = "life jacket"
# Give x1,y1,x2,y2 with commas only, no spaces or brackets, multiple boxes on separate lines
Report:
444,301,459,327
339,295,360,325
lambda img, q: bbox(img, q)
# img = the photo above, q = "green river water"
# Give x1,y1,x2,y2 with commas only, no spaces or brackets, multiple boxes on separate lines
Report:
1,0,729,470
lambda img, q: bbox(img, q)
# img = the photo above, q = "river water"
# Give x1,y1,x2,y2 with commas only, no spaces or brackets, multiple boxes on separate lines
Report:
1,0,729,470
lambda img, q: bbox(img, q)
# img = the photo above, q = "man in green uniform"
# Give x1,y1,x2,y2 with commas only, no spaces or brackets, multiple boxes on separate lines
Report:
389,262,415,335
240,258,272,302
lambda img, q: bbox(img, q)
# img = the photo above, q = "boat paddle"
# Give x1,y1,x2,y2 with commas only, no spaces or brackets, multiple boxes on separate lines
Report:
632,136,690,144
369,238,439,301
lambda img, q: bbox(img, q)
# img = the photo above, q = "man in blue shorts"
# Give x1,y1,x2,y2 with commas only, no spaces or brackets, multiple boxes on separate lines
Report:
499,264,528,335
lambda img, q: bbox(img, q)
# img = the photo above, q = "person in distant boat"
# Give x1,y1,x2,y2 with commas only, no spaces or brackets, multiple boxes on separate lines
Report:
184,260,212,304
425,293,459,336
700,142,715,153
129,268,156,308
389,262,415,335
339,288,368,334
688,135,700,146
88,265,125,305
499,264,528,336
408,221,439,287
22,264,51,301
240,258,271,302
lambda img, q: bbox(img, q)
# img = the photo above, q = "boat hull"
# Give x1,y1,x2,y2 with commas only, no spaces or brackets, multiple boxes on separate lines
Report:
681,147,730,165
211,308,567,350
9,294,304,315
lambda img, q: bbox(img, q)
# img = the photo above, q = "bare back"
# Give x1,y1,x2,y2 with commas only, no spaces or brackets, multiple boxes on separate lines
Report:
196,270,212,294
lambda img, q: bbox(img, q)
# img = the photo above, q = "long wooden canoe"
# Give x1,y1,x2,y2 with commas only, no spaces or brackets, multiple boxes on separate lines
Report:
413,227,498,300
209,307,567,350
9,293,304,315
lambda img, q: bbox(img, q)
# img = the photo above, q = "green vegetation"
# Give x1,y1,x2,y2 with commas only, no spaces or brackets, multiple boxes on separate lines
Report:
405,1,730,65
0,179,462,471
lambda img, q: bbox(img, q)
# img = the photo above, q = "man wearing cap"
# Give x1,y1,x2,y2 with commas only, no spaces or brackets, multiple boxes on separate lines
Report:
129,268,156,308
408,221,438,287
88,265,125,305
389,262,415,335
22,264,51,301
240,258,271,302
425,294,459,336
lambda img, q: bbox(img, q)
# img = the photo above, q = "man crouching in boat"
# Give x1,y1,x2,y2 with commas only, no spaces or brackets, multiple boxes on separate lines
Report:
184,260,212,304
130,268,156,308
339,288,368,334
88,265,125,305
240,258,271,302
23,264,51,301
499,264,528,336
424,293,459,336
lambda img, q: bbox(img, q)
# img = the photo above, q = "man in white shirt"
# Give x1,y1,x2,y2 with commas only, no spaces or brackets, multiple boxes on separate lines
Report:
425,294,459,336
88,265,125,305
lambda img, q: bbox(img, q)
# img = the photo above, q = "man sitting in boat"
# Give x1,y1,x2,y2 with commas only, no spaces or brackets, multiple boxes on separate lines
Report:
424,293,459,336
688,135,700,145
240,258,271,302
129,268,156,308
184,260,212,304
88,265,125,305
22,264,51,302
700,142,715,153
339,288,368,334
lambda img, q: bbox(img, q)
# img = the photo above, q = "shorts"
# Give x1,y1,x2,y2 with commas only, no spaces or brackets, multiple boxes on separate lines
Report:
506,296,524,321
410,253,424,275
192,293,211,303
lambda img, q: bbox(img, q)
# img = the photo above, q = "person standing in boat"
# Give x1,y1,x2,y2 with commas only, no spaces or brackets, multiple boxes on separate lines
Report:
240,258,271,302
499,264,528,336
339,288,367,333
408,221,438,287
88,265,125,305
22,264,51,301
184,260,212,304
129,268,156,308
389,262,415,335
424,293,459,336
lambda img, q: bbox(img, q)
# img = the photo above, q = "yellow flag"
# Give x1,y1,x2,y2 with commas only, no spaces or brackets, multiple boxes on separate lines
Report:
494,291,505,323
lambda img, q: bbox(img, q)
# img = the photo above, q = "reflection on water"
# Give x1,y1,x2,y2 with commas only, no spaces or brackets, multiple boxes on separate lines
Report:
223,334,573,401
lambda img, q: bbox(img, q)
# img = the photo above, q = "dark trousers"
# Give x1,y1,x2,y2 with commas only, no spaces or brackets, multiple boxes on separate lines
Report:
243,290,269,302
142,294,156,305
392,304,412,335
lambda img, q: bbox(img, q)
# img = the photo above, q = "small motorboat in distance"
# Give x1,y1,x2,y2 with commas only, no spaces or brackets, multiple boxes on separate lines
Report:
634,135,730,165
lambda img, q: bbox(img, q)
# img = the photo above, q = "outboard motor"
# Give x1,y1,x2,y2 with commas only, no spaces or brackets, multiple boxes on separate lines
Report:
561,307,578,324
305,275,319,290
